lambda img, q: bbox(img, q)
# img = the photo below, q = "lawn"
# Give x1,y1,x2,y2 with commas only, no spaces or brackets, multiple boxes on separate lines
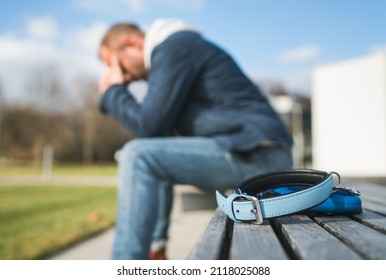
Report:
0,184,117,260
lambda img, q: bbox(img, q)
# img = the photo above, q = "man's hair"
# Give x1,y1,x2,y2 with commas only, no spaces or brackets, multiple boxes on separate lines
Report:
100,23,144,49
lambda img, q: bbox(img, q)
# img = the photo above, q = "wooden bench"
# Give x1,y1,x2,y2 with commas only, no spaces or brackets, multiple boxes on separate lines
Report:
188,181,386,260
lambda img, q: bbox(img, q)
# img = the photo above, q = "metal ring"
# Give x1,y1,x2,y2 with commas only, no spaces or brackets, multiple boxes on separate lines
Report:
330,171,341,186
235,188,242,195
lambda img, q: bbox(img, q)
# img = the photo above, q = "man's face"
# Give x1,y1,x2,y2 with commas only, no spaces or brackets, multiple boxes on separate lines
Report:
100,35,147,84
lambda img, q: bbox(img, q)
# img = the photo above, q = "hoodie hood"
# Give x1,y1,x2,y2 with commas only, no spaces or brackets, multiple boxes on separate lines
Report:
143,19,200,70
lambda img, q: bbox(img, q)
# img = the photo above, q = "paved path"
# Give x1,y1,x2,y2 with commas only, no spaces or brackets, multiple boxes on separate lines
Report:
0,176,117,186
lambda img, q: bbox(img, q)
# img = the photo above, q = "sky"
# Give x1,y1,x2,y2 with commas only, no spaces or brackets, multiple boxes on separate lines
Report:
0,0,385,103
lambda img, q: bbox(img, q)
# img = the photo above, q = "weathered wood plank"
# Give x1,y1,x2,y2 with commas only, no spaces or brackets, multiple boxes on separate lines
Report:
350,182,386,194
188,208,228,260
229,220,288,260
361,199,386,216
272,215,362,259
350,182,386,204
351,210,386,234
358,191,386,207
313,215,386,259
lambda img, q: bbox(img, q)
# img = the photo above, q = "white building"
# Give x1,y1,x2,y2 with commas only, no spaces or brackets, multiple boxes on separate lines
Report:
312,52,386,177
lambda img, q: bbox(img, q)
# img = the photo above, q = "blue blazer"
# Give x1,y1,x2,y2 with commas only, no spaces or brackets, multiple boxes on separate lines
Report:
100,31,292,152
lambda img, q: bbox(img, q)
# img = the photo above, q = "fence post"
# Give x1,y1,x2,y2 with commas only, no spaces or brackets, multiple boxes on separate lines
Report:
42,144,53,183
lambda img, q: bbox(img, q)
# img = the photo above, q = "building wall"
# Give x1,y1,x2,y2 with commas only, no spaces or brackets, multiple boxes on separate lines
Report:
312,53,386,177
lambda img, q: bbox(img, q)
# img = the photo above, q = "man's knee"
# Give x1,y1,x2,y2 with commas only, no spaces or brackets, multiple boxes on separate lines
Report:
119,139,152,162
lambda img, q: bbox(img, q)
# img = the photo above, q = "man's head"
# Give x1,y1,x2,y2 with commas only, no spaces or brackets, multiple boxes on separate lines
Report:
99,23,147,83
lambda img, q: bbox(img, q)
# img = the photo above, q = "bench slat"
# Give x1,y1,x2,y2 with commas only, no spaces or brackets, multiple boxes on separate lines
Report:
362,199,386,216
360,193,386,208
313,215,386,259
352,210,386,233
352,182,386,194
272,215,362,259
188,208,228,260
229,220,288,260
351,183,386,205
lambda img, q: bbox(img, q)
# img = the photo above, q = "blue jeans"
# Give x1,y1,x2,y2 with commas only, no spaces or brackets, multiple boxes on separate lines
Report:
112,137,292,259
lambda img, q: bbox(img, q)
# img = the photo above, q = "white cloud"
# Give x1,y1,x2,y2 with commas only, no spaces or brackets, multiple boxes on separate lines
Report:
369,44,386,54
74,0,144,13
73,0,205,13
65,22,108,53
0,19,107,103
72,0,107,11
122,0,146,12
0,36,58,65
277,45,322,63
25,15,58,40
155,0,205,10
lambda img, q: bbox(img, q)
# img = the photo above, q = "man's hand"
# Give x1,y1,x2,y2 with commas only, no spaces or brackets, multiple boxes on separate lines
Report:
98,53,126,94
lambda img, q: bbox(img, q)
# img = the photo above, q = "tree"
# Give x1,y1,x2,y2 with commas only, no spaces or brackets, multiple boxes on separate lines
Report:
23,65,68,113
74,76,132,163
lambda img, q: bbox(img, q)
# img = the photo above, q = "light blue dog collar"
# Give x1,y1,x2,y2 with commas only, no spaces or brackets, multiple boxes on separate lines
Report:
216,169,335,224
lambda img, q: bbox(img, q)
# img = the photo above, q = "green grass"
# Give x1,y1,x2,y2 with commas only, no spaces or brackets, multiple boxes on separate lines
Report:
0,184,117,260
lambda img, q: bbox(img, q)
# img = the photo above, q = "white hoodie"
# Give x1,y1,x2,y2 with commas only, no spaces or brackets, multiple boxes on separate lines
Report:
143,19,200,70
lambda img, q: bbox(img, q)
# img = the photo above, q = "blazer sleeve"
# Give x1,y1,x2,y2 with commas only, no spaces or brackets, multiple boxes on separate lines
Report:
99,38,197,137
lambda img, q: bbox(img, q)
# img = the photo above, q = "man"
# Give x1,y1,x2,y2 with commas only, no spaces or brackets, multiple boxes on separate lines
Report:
98,19,293,260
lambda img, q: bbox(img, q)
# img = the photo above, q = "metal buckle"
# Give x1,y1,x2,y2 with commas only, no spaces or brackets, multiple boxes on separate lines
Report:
235,189,264,225
333,186,361,195
330,171,360,195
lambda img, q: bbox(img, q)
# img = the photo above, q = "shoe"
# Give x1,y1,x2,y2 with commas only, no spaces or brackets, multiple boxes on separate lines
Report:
149,248,168,260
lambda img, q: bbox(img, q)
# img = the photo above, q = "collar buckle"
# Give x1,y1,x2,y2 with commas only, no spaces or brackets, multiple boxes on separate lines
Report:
236,189,264,225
